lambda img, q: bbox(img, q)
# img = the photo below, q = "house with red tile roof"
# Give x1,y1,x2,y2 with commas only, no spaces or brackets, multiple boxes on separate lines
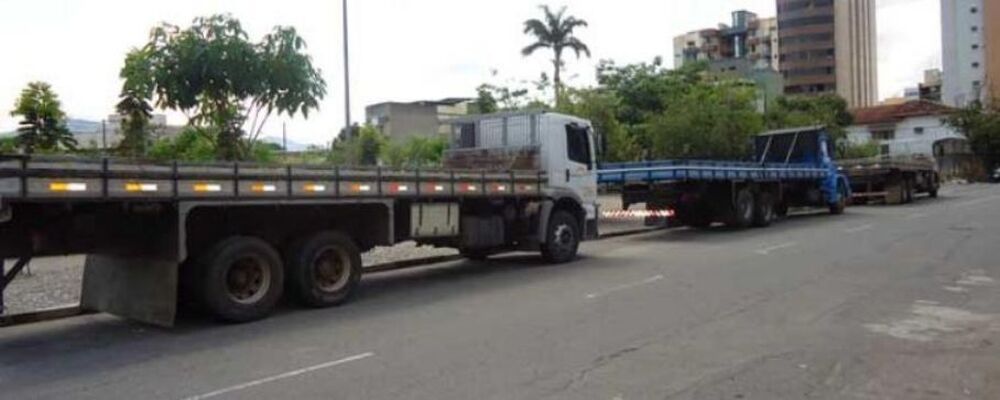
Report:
846,100,965,157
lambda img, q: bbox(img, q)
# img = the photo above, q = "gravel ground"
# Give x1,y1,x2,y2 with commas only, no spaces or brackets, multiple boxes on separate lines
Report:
2,195,645,315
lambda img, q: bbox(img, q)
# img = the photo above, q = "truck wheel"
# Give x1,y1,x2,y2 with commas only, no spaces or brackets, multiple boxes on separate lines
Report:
197,236,284,323
752,192,775,227
725,188,755,229
886,183,904,205
541,210,580,264
830,185,847,215
285,231,362,308
903,179,914,204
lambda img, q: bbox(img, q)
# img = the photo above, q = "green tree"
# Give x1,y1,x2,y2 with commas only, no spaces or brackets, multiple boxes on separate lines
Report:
765,95,853,135
522,5,590,107
148,126,217,162
0,136,16,153
558,87,636,162
123,14,326,160
116,49,155,158
649,81,763,159
946,99,1000,170
10,82,77,154
839,141,882,159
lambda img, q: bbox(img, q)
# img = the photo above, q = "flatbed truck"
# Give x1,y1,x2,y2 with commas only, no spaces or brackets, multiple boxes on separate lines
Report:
600,126,851,228
839,157,940,204
0,112,600,326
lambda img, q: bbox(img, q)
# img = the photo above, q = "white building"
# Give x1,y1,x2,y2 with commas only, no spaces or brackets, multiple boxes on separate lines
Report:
941,0,986,106
846,100,963,157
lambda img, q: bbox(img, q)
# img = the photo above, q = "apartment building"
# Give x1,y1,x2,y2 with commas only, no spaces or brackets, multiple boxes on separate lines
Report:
941,0,987,105
777,0,878,107
673,10,780,72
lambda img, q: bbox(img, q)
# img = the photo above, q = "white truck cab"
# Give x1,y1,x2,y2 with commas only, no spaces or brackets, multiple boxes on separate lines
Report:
444,111,601,248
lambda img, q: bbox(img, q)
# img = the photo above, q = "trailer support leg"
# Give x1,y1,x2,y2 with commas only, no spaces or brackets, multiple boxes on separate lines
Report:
0,257,32,315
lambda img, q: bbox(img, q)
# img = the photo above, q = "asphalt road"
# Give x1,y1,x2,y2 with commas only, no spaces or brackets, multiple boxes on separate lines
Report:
3,184,1000,400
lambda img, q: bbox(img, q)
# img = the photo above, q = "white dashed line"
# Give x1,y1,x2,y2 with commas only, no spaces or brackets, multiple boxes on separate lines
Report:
586,275,664,299
844,224,874,233
754,242,798,255
181,352,375,400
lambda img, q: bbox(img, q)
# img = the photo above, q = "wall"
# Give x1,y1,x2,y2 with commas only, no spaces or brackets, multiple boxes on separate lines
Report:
846,115,964,156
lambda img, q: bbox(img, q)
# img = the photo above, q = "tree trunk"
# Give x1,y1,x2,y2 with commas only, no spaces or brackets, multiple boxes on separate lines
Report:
553,49,563,108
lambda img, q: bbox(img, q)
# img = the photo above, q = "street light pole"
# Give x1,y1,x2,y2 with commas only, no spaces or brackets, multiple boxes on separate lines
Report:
342,0,352,141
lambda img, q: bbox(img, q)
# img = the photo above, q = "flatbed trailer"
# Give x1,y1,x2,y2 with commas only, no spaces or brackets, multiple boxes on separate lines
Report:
0,111,601,326
598,126,850,228
840,157,940,204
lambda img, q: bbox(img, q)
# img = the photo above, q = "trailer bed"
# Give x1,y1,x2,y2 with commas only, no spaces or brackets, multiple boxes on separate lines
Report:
0,156,547,203
597,159,830,184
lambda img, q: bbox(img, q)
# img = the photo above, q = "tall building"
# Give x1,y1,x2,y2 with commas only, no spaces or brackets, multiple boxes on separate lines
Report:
984,0,1000,101
941,0,987,106
673,10,780,72
777,0,878,107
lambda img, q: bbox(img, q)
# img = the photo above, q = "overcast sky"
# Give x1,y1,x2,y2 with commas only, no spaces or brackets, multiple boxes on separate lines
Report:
0,0,941,145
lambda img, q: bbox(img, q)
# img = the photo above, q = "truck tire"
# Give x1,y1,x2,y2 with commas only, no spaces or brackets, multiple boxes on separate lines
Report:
724,188,755,229
886,183,904,205
285,231,362,308
752,192,775,227
541,210,580,264
197,236,284,323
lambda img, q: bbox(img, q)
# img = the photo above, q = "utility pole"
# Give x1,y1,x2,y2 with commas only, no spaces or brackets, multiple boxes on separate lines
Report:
101,120,107,153
342,0,352,143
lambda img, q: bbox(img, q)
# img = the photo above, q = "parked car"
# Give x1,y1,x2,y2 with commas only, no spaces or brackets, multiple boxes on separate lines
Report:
991,166,1000,183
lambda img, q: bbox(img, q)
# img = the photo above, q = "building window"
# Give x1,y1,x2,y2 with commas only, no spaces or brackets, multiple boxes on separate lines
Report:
972,26,979,32
973,44,980,50
973,62,981,68
914,127,925,135
971,7,978,13
872,130,895,141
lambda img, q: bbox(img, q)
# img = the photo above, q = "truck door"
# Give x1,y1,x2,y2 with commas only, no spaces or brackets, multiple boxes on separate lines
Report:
561,123,599,217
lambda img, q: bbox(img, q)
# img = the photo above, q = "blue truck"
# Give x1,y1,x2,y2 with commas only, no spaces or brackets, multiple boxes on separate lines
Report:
598,126,851,228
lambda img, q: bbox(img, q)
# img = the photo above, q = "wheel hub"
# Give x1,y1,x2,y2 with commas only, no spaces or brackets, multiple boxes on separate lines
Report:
313,247,351,293
226,256,270,304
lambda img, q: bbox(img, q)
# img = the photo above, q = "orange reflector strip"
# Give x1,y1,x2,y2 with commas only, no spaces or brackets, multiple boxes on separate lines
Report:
49,182,87,192
303,183,327,192
251,183,277,193
193,183,222,192
125,182,159,192
351,184,372,192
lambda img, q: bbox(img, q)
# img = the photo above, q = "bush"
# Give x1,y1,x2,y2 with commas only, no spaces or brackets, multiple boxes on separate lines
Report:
148,127,217,162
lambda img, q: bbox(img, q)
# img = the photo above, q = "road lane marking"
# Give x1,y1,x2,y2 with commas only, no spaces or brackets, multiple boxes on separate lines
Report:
585,275,664,299
754,242,798,255
181,352,375,400
844,224,874,233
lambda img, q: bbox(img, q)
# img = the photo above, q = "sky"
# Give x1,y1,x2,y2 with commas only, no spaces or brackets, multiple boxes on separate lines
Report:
0,0,942,146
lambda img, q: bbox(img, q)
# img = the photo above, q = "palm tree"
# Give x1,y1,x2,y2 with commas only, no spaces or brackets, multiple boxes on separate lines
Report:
522,5,590,107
